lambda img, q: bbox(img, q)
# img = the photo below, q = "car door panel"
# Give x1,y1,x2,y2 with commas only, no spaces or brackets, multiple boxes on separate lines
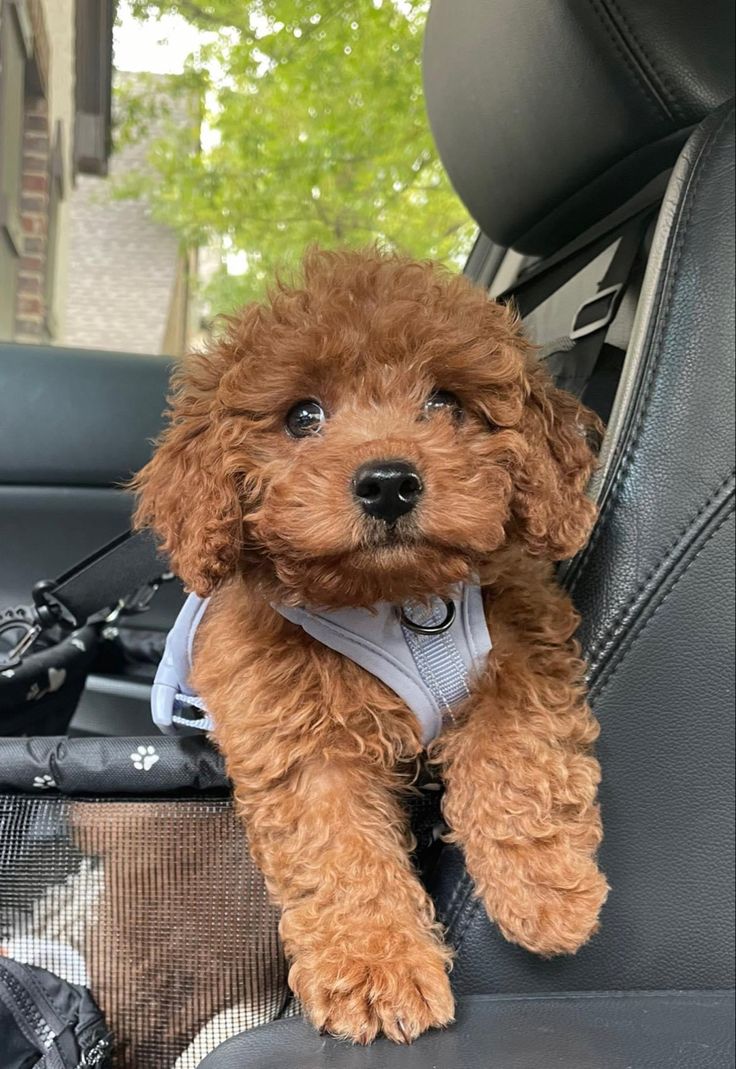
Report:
0,343,184,734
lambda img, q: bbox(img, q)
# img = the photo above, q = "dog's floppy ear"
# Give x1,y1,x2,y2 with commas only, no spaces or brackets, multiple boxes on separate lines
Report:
511,358,600,561
132,343,244,596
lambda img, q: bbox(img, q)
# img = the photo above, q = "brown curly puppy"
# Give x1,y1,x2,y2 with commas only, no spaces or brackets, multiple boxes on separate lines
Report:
134,248,608,1045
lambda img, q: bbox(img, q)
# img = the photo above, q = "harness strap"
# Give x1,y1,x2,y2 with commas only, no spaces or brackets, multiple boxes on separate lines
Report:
276,586,491,745
152,587,493,747
401,600,472,715
151,593,211,734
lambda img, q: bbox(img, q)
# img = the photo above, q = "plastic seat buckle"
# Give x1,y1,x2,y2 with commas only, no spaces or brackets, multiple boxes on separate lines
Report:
570,283,624,341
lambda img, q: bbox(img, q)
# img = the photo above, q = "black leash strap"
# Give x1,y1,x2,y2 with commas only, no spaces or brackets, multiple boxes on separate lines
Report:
33,527,170,631
1,527,169,671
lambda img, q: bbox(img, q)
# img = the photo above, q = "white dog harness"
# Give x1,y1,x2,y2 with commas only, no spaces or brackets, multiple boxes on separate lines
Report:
151,586,492,746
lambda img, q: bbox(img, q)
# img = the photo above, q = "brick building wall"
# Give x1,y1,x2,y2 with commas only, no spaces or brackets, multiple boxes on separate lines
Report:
0,0,106,345
2,6,190,355
14,92,49,341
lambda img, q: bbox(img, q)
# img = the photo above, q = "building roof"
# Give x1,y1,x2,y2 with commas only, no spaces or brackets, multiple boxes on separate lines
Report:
61,72,193,356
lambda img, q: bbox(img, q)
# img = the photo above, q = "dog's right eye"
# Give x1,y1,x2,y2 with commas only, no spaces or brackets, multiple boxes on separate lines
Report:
285,400,326,438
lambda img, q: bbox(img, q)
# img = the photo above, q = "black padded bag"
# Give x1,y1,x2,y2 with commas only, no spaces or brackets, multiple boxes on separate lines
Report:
0,958,112,1068
0,621,102,736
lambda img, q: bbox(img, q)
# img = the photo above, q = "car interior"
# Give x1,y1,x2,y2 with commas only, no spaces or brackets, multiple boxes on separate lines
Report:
0,0,734,1066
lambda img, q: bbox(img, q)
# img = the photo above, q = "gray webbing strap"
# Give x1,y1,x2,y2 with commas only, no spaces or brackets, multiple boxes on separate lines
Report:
400,600,472,718
151,586,493,746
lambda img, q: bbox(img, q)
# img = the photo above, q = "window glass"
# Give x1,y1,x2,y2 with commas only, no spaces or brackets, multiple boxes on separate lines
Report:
0,1,474,356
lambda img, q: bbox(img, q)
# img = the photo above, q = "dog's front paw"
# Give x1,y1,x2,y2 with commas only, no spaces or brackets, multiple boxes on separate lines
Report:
290,936,454,1044
493,860,609,957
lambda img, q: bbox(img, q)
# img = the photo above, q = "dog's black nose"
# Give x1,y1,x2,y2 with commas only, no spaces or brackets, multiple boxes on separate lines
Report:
353,460,423,523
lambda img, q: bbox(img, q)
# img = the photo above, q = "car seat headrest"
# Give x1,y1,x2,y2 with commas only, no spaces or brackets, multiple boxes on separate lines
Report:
423,0,735,255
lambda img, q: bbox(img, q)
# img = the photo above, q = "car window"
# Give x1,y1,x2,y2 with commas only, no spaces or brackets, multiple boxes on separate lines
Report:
0,0,475,358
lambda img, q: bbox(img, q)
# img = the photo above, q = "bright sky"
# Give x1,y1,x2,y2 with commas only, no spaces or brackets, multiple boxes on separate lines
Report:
113,1,419,73
114,1,203,73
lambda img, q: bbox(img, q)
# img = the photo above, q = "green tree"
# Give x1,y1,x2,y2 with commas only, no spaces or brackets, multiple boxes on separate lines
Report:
120,1,475,310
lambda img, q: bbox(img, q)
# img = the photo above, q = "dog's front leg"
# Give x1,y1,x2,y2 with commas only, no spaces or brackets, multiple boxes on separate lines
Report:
439,644,609,957
232,754,454,1044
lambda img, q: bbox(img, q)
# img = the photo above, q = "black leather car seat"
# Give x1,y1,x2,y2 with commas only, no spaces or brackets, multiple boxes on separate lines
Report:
423,0,735,1004
200,2,735,1064
431,96,736,1000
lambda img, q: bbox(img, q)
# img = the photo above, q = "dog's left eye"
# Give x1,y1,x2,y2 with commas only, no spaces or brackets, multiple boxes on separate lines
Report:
285,400,326,438
424,390,463,419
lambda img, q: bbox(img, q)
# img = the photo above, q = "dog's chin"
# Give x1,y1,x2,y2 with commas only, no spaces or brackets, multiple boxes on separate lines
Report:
266,540,476,611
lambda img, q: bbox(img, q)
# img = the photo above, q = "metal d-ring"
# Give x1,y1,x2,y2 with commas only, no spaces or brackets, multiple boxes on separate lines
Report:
399,599,456,635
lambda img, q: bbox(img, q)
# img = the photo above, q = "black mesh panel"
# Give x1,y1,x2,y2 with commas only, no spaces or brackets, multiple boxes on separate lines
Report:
0,795,291,1068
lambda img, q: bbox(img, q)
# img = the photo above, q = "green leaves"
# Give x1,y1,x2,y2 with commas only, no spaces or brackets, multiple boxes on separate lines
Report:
117,1,475,311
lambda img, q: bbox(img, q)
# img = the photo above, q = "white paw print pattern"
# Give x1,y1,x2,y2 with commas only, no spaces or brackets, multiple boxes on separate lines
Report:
33,774,56,789
130,745,160,771
26,667,67,702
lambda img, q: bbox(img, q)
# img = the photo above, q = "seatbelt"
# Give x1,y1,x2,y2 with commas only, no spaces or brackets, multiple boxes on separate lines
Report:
503,206,652,320
1,528,169,669
499,211,651,421
545,214,649,403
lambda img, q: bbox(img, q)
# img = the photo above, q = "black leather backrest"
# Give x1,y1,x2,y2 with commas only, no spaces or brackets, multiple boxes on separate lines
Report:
0,344,172,486
0,344,179,631
431,103,735,995
424,0,735,254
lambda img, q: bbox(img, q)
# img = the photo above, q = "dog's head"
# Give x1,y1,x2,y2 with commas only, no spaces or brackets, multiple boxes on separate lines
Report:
134,249,598,608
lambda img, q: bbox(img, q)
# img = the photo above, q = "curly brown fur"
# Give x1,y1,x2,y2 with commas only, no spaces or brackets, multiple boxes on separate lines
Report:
133,248,608,1044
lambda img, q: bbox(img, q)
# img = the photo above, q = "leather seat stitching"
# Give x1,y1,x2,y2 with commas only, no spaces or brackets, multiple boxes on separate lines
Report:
442,868,477,937
590,500,734,700
449,888,483,953
568,105,735,595
590,0,672,123
446,989,732,1005
604,0,685,121
436,859,473,929
585,470,735,672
